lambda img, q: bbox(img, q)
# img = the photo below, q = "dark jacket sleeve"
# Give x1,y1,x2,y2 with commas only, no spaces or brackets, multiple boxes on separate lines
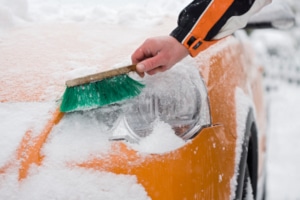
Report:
170,0,272,57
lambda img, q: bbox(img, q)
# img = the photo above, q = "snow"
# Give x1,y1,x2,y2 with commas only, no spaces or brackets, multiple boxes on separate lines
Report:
1,0,300,199
230,87,254,200
265,84,300,200
249,4,300,198
0,166,150,200
0,1,190,199
128,119,186,154
0,102,54,167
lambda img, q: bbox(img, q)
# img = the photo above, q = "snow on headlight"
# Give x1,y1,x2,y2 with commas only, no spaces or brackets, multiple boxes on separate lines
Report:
110,57,211,151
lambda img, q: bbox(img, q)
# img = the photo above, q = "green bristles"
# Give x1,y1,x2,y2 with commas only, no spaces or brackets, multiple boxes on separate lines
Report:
60,74,144,113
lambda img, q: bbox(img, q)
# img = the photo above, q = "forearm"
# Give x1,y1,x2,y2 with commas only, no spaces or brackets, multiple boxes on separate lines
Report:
170,0,272,57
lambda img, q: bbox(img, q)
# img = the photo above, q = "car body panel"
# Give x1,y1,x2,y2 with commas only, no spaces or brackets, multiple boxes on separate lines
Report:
0,21,266,199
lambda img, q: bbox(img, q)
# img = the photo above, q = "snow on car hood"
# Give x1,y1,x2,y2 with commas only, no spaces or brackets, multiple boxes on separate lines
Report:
0,0,200,199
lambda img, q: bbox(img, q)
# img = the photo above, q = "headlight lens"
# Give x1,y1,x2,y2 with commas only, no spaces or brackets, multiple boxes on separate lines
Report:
124,79,201,140
109,60,211,143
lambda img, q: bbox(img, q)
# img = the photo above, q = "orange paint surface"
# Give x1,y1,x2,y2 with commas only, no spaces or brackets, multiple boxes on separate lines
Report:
0,23,266,199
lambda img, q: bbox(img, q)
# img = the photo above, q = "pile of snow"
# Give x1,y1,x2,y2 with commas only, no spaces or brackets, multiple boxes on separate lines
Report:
0,102,54,167
265,83,300,200
0,0,28,29
129,119,186,154
0,166,150,200
0,0,190,33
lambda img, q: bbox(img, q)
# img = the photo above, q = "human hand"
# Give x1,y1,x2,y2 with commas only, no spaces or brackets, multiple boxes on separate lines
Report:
131,36,189,77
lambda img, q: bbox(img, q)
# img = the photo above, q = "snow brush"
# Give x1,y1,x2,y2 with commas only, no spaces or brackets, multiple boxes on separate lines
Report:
60,64,144,113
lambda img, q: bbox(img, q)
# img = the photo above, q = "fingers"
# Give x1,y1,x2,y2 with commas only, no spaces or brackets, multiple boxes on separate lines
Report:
136,52,169,74
131,39,167,76
131,39,156,64
131,45,158,77
146,65,168,75
131,47,150,64
131,36,189,76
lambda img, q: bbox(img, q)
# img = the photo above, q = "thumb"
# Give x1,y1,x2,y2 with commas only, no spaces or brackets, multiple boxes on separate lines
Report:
136,54,165,73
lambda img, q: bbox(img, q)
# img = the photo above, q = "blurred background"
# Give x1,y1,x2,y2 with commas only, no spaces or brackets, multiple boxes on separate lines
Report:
249,1,300,199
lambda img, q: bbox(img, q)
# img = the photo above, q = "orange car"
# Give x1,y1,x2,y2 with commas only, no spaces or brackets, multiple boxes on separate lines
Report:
0,2,294,200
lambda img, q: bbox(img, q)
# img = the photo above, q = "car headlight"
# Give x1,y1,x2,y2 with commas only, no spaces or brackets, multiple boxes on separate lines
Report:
109,60,211,143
